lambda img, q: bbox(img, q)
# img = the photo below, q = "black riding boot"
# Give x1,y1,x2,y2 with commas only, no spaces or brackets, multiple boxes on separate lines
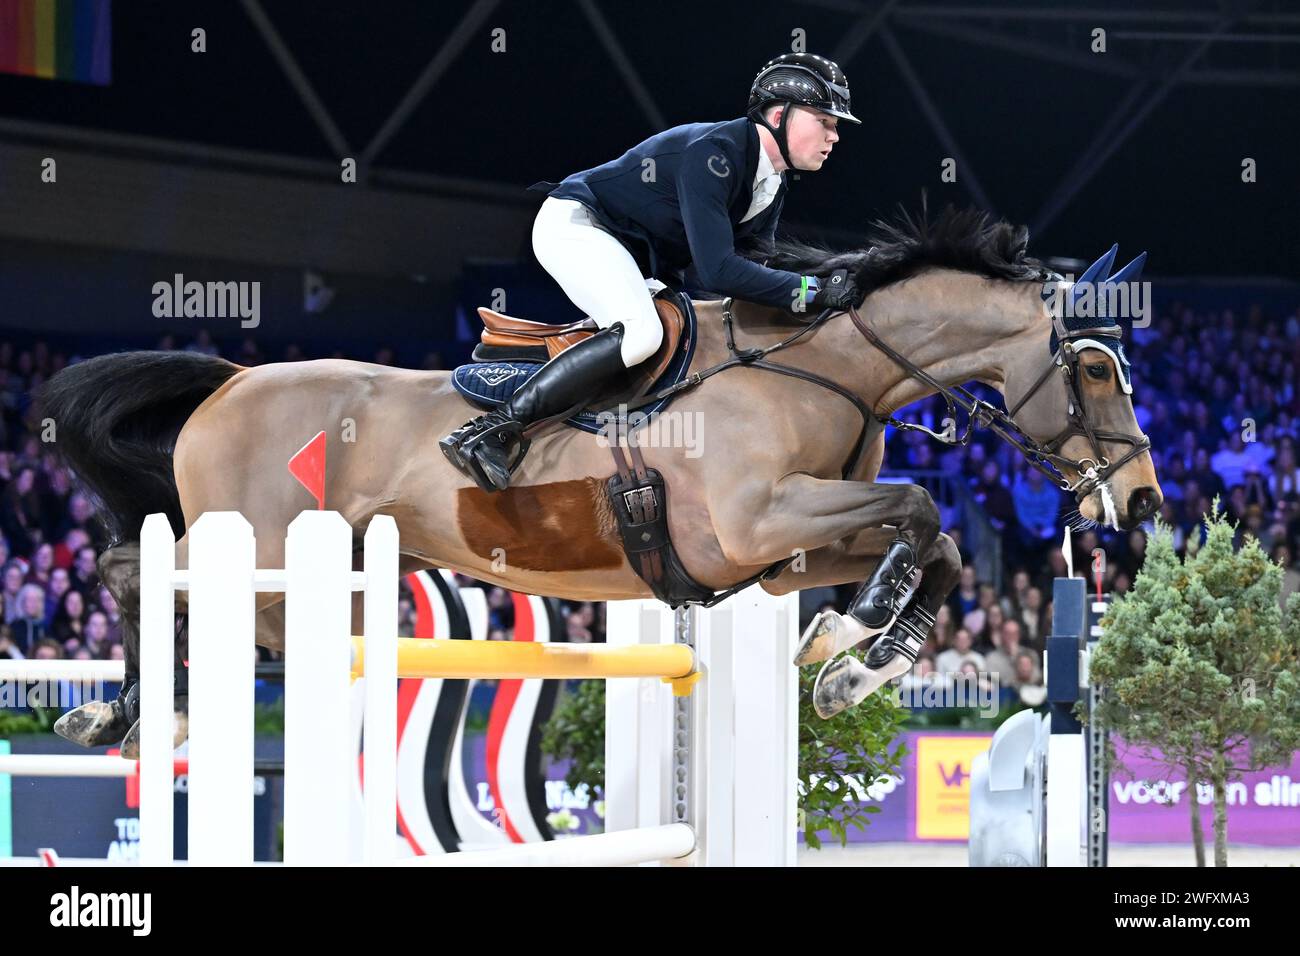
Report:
441,323,629,492
846,536,921,629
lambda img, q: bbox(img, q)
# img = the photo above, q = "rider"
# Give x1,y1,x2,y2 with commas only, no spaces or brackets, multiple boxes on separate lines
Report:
440,53,865,493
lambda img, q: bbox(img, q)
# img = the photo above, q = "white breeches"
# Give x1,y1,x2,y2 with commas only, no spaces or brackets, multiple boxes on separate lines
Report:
531,196,665,367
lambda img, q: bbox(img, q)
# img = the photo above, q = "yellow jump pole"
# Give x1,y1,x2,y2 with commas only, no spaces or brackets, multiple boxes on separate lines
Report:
351,637,700,696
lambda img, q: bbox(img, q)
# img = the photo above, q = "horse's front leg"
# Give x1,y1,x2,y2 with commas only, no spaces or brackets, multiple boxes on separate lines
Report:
712,474,948,718
799,530,965,718
763,526,962,657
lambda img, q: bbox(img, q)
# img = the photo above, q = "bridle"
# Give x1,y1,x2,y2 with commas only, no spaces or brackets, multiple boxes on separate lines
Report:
842,275,1152,500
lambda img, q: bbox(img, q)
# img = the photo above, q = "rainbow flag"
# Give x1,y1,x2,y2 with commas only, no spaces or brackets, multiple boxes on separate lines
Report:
0,0,111,85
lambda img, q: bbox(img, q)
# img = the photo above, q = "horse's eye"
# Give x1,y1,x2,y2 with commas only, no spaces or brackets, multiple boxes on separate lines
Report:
1086,364,1109,380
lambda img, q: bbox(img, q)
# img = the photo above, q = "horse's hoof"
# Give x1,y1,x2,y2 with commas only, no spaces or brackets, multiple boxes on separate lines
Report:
793,610,880,666
812,649,912,719
53,699,132,748
813,656,871,718
118,709,190,760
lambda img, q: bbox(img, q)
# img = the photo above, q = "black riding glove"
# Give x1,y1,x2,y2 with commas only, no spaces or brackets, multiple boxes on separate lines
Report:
811,268,862,312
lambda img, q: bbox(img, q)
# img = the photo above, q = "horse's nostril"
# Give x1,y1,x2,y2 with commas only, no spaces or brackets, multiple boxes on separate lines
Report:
1128,486,1161,521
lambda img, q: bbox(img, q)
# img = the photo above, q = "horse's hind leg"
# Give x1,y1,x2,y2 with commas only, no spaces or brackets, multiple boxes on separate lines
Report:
53,541,189,753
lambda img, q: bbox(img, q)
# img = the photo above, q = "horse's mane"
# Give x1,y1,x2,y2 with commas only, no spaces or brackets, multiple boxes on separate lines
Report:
767,200,1045,297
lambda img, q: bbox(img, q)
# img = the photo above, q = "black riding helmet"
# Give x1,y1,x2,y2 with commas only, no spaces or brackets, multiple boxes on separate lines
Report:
747,53,860,169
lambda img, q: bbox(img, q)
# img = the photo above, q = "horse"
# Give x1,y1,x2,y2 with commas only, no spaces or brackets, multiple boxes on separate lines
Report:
38,206,1162,754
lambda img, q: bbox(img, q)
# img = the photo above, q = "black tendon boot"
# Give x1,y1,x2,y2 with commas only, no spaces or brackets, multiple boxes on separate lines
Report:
440,323,629,492
847,536,921,630
864,601,936,671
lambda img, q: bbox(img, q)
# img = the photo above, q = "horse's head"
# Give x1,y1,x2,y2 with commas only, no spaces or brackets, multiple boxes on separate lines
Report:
1007,246,1162,530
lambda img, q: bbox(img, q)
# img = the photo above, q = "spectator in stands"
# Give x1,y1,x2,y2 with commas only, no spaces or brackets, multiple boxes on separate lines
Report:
1014,651,1047,705
83,610,113,657
1011,586,1045,651
986,619,1037,688
936,627,984,675
948,564,979,620
1212,432,1264,491
53,527,90,570
51,588,86,645
44,567,71,625
0,624,18,659
62,495,98,545
1003,570,1031,616
93,585,122,645
26,541,54,588
971,461,1017,536
30,638,61,660
2,561,23,623
974,603,1005,655
71,545,99,594
1012,466,1062,565
0,466,42,555
11,583,46,655
1271,440,1300,501
930,604,953,648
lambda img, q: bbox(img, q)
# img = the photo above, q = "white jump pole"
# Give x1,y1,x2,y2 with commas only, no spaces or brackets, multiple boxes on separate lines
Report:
396,822,695,867
0,755,143,777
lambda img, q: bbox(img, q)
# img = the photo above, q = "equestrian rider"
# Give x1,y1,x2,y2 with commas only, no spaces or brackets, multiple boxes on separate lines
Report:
440,53,865,493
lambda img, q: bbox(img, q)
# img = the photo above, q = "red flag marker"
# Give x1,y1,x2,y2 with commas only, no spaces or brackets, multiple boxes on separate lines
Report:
288,430,327,510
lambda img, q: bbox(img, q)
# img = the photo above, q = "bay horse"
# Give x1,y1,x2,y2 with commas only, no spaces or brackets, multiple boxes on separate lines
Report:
38,207,1161,754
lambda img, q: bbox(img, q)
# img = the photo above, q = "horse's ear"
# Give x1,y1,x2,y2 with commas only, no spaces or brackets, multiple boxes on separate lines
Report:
1076,244,1118,287
1107,251,1147,285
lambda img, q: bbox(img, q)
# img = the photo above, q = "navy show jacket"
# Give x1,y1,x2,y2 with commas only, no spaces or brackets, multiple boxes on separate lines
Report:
528,117,806,310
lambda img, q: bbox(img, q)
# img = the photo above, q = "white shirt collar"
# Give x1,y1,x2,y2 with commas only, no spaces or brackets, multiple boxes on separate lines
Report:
754,141,778,185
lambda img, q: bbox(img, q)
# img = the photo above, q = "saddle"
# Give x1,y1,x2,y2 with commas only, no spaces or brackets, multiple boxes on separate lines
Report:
473,290,686,398
452,288,698,436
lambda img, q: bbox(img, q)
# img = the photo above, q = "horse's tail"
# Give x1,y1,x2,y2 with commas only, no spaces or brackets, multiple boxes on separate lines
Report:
36,351,243,545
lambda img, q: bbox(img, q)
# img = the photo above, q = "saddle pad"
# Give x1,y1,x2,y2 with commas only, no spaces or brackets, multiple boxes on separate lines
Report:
451,293,698,435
